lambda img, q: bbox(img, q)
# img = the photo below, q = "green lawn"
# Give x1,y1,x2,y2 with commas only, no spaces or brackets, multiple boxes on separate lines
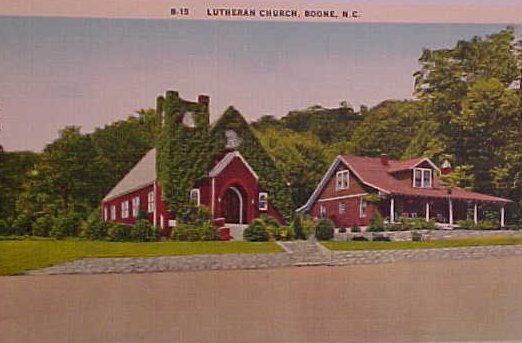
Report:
0,239,282,276
322,235,522,251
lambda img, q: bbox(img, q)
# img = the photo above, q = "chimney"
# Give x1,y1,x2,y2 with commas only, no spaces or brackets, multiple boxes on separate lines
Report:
380,154,389,166
198,94,210,107
441,159,452,175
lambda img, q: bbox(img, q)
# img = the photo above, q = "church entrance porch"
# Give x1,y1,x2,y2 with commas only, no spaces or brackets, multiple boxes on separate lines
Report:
220,185,248,224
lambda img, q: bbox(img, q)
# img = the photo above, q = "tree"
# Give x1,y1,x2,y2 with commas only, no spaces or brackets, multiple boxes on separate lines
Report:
349,100,426,159
414,27,518,164
17,126,102,219
90,109,156,196
281,104,361,144
412,26,521,201
0,151,39,221
254,126,328,207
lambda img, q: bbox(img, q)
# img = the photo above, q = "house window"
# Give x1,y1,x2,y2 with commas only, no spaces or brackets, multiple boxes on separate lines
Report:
336,170,350,190
132,197,140,218
121,201,129,219
104,207,108,221
360,199,368,218
190,188,200,206
413,168,432,188
147,191,154,213
338,202,345,214
259,192,268,211
110,205,116,220
319,205,327,217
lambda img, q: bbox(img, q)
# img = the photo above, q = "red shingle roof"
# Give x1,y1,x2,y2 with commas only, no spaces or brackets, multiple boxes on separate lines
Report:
339,154,511,203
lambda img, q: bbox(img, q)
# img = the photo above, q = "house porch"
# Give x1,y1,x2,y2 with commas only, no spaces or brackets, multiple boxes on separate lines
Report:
377,195,506,228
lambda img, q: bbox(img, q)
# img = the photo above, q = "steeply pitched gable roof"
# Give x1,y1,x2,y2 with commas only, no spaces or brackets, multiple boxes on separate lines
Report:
209,151,259,179
103,148,156,201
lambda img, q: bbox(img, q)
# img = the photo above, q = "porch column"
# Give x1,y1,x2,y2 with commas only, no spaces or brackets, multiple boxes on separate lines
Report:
448,198,454,225
425,201,430,222
500,206,505,228
153,182,157,227
473,203,478,225
390,197,395,223
211,177,216,217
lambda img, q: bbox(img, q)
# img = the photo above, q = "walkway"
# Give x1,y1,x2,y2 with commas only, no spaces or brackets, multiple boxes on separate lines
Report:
25,240,522,275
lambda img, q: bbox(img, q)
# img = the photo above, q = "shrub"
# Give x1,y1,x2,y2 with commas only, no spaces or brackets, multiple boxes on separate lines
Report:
338,227,347,233
368,212,384,232
179,205,212,225
476,219,498,230
243,215,280,242
456,219,475,230
0,218,16,236
291,217,305,240
107,222,131,241
171,221,219,241
199,221,220,241
129,219,158,242
31,214,54,237
50,212,82,239
271,225,294,241
11,214,33,236
456,219,498,230
171,223,199,241
315,218,334,241
244,222,270,241
386,222,405,231
351,224,361,233
80,212,109,240
412,218,437,230
301,218,317,238
398,217,437,230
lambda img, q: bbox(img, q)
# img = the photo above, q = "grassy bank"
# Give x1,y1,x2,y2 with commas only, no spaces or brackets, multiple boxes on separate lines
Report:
322,235,522,251
0,239,282,276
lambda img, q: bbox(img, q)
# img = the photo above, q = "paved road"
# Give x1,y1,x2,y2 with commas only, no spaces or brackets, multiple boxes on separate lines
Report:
2,256,522,342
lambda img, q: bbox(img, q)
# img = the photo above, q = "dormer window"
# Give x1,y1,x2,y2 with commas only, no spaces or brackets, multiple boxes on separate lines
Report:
336,170,349,190
413,168,432,188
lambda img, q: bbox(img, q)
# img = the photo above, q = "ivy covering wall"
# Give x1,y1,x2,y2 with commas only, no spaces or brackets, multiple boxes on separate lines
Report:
155,91,294,221
210,107,294,220
156,91,213,215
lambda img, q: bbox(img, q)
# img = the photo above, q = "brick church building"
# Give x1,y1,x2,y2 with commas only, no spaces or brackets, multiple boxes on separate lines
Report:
101,92,285,238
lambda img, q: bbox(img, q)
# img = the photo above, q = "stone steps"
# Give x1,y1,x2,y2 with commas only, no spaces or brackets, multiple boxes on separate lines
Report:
278,240,331,265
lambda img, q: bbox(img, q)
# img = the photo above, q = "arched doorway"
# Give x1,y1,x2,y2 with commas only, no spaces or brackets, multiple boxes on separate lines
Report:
221,185,247,224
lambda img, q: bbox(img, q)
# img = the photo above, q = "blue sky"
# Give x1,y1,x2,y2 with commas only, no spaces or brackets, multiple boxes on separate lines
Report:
0,16,513,151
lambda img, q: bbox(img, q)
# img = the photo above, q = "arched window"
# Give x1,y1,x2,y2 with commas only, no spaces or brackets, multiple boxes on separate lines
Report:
225,129,241,148
182,111,195,128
